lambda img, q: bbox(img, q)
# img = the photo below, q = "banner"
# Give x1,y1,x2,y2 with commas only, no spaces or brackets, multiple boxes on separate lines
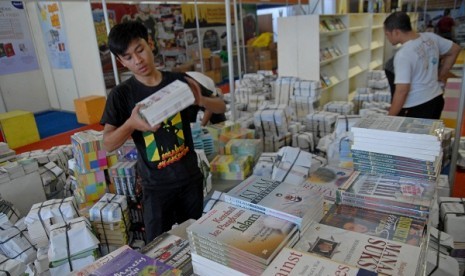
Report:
182,4,235,28
37,1,72,69
0,1,39,76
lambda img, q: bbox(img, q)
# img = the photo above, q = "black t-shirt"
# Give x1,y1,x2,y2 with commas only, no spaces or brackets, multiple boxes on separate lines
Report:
100,71,204,189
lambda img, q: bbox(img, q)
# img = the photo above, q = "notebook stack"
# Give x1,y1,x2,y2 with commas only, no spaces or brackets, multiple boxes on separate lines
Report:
224,175,324,230
187,201,298,276
351,115,444,181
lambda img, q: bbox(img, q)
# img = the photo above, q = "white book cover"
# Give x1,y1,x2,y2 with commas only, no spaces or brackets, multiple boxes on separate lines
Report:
263,247,377,276
138,80,195,127
293,222,421,275
187,201,297,265
224,175,322,226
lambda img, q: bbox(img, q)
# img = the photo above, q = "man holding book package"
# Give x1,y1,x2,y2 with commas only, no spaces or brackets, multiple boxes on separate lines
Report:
100,21,226,242
383,11,461,119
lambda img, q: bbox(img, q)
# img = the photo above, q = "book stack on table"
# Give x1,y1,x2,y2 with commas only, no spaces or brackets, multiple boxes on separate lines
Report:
187,201,299,276
271,146,313,185
210,154,253,180
306,111,339,142
224,175,324,231
426,227,460,276
323,101,354,115
224,139,262,163
253,103,293,152
350,116,444,181
290,80,321,123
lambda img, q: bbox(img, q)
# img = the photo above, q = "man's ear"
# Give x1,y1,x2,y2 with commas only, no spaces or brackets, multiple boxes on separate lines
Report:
116,56,126,67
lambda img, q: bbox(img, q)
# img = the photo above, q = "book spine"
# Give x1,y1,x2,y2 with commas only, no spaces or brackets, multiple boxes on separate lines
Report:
354,164,437,180
351,149,435,165
351,156,436,171
117,166,129,196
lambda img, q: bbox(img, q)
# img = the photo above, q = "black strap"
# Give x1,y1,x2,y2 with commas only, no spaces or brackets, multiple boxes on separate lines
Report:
0,270,10,276
281,149,302,182
427,231,441,276
37,202,49,240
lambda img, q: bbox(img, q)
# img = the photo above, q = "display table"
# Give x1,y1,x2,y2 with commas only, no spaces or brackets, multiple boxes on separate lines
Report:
0,110,40,149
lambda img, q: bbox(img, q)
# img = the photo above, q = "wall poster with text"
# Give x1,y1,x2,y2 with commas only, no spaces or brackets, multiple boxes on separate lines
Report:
37,1,72,69
0,1,39,76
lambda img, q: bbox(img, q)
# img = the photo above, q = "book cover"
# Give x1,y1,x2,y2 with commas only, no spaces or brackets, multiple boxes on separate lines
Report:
351,116,443,141
263,247,377,276
321,204,426,246
4,43,15,57
140,232,192,275
224,176,322,226
336,172,435,218
305,165,354,201
293,222,421,275
187,201,297,265
351,149,437,166
89,247,181,276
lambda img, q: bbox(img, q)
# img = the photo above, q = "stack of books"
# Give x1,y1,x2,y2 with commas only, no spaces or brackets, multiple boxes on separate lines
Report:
0,253,26,276
224,175,324,230
438,197,465,244
323,101,354,115
351,116,444,181
293,221,422,275
218,127,255,154
137,80,195,127
210,154,253,180
271,146,313,185
336,171,436,219
254,104,292,139
48,217,100,275
89,193,131,254
252,152,277,179
0,198,20,224
187,201,298,276
274,77,298,105
224,139,262,163
39,161,66,199
71,130,108,174
0,219,36,264
291,131,315,153
290,80,321,123
24,197,79,247
70,245,131,276
73,170,108,209
108,161,137,200
306,111,338,141
191,122,215,157
0,142,15,163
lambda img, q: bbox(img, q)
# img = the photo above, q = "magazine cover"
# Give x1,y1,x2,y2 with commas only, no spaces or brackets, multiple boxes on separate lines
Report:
321,204,426,246
294,222,421,275
187,201,297,265
89,247,181,276
305,165,354,201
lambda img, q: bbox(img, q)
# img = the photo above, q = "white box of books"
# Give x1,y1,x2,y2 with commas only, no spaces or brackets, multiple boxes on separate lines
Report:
138,80,195,127
439,197,465,242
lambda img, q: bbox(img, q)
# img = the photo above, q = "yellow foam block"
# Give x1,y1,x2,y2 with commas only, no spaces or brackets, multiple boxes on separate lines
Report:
74,95,106,124
0,110,40,149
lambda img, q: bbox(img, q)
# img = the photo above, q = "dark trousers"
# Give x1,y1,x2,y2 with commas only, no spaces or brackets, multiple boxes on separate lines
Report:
142,176,204,242
398,94,444,119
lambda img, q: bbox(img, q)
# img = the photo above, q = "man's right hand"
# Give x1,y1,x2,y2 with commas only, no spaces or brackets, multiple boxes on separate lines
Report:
129,104,161,133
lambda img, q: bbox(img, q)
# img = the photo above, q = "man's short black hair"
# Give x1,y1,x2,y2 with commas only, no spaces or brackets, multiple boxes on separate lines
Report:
384,11,412,32
108,21,149,56
444,8,451,16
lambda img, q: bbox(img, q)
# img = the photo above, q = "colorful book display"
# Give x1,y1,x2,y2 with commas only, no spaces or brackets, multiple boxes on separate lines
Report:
71,130,108,174
74,170,108,208
108,161,137,200
210,154,253,180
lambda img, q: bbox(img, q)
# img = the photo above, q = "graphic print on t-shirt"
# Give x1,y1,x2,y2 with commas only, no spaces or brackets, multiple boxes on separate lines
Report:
143,112,189,169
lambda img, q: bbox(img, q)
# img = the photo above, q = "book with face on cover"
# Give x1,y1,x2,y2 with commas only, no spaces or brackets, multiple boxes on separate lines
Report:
187,201,298,265
293,222,421,276
263,247,377,276
224,175,323,228
320,204,426,246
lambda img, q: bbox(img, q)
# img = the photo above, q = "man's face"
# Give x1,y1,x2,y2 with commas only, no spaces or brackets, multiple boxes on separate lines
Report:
384,29,398,45
117,38,155,77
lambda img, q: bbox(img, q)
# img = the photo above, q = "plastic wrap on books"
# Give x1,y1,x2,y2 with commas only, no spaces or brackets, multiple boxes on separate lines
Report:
35,197,79,240
428,231,442,276
0,223,36,263
293,132,314,152
274,148,302,182
0,200,20,224
97,194,130,253
439,198,465,231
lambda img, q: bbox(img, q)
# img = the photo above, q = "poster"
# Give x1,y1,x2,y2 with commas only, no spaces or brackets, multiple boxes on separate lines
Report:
36,1,72,69
0,1,39,76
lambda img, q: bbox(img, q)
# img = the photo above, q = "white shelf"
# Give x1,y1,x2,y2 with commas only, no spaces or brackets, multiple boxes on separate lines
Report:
349,44,364,55
320,29,347,37
370,41,383,49
349,26,365,33
320,54,347,66
372,24,384,29
369,60,382,70
348,65,363,78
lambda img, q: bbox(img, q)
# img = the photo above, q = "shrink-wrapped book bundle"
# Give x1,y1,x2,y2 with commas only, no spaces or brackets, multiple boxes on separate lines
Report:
137,80,195,127
292,131,315,153
225,175,324,230
71,130,107,174
439,197,465,243
0,253,26,276
252,152,276,179
0,218,36,264
187,201,298,275
0,142,15,163
0,199,20,225
39,161,66,199
254,103,292,139
89,193,130,252
191,122,215,156
271,146,312,185
289,80,321,123
274,77,298,105
217,127,255,154
210,154,253,180
323,101,354,115
48,216,99,275
306,111,338,142
24,197,79,247
224,139,262,163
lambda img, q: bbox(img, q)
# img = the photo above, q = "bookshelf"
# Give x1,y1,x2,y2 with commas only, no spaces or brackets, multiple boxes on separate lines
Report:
278,13,388,106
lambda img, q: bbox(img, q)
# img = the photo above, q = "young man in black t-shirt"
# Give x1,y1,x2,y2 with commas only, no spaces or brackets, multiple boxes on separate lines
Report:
100,21,226,242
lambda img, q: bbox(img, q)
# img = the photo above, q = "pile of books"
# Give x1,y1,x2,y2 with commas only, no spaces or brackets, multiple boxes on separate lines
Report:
224,175,324,230
224,139,262,163
0,253,26,276
210,154,253,180
0,218,36,265
0,199,21,224
108,161,137,200
271,146,313,185
274,77,298,105
187,201,299,276
290,80,321,123
71,130,108,174
351,116,444,181
306,111,339,141
320,18,346,32
0,142,15,163
39,161,66,199
291,131,315,152
323,101,354,115
89,193,131,254
191,122,215,156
